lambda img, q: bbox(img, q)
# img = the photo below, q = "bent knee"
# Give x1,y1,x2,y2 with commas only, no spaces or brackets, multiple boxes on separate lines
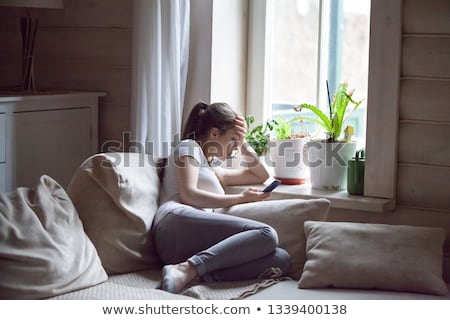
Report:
259,225,279,248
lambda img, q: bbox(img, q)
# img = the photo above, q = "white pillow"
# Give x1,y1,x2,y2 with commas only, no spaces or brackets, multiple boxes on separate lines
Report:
299,221,449,295
0,175,107,299
222,198,330,279
67,153,162,274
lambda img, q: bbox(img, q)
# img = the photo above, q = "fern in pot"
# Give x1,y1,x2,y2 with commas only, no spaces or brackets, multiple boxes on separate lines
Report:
294,82,363,190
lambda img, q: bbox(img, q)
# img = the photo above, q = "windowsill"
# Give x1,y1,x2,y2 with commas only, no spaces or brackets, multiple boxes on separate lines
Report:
226,183,395,213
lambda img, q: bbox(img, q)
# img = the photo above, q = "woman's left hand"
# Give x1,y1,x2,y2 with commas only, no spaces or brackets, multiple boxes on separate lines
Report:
234,115,247,146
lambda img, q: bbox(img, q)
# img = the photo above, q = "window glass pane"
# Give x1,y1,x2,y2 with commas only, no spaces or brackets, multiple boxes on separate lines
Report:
271,0,319,106
340,0,371,147
270,0,370,149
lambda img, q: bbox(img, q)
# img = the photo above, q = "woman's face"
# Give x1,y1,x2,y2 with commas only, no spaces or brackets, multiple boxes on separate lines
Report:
205,127,240,160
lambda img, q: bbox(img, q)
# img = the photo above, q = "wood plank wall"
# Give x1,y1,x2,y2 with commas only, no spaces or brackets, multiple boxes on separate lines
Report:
0,0,133,149
398,0,450,212
397,0,450,280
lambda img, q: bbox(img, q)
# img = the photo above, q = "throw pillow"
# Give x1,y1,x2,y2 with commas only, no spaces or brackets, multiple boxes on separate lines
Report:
221,198,330,279
298,221,449,295
67,153,162,274
0,175,107,299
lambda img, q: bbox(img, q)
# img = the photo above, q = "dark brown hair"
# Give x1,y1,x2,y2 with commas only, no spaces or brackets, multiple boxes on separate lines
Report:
181,102,237,140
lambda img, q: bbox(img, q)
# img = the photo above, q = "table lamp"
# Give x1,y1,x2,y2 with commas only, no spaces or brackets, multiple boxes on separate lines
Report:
0,0,64,91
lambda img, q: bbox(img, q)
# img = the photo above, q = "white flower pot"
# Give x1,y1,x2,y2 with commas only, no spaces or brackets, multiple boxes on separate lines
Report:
306,140,356,190
269,138,309,185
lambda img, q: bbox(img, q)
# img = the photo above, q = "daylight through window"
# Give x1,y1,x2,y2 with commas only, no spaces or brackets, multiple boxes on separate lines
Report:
269,0,371,149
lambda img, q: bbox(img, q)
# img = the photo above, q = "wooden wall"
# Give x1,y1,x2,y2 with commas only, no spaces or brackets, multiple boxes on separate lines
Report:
398,0,450,212
0,0,133,149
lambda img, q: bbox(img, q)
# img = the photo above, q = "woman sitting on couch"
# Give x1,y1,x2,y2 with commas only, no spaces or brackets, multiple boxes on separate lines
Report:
153,102,290,294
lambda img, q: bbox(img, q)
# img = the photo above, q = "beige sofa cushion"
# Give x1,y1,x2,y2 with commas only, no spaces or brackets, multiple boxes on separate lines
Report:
0,175,107,299
221,198,330,279
299,221,449,295
67,153,162,274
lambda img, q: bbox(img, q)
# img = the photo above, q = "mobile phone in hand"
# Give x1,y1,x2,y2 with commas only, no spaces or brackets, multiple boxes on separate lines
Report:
262,179,281,192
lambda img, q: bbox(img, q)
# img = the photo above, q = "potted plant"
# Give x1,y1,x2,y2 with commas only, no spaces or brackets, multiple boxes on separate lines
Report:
269,117,310,185
294,81,363,190
243,115,277,175
244,115,275,157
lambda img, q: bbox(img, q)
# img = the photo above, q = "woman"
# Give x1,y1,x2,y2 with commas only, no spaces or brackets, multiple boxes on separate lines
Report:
153,102,290,294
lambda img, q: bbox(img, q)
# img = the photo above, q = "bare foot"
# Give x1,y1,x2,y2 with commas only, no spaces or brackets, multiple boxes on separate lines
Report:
161,261,198,293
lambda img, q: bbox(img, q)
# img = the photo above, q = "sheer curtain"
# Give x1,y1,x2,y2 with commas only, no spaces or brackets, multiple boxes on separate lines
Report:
131,0,190,157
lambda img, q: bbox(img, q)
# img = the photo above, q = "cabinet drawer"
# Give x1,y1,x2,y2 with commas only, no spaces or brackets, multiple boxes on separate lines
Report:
0,113,5,163
14,108,92,189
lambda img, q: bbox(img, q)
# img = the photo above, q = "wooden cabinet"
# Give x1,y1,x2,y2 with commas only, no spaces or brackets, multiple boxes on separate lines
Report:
0,92,105,192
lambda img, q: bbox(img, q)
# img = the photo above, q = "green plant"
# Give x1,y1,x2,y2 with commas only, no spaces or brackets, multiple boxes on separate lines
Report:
272,117,308,140
244,115,275,156
294,82,363,142
272,117,291,140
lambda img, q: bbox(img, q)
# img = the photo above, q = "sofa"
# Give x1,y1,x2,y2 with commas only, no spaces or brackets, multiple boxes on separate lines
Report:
1,152,449,300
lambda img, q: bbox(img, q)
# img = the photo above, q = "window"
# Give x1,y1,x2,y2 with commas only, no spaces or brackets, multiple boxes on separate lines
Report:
246,0,402,201
269,0,370,148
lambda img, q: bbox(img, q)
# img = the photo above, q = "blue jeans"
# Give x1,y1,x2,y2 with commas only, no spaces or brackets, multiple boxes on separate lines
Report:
153,201,290,282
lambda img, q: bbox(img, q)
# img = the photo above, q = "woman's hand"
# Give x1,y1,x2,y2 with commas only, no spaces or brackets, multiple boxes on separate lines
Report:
218,115,270,187
238,187,271,204
234,115,247,147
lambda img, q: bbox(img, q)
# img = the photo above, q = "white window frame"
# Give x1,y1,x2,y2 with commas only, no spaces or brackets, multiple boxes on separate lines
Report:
246,0,402,202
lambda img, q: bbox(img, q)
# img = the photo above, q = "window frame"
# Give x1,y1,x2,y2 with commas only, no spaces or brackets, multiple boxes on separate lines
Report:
246,0,402,202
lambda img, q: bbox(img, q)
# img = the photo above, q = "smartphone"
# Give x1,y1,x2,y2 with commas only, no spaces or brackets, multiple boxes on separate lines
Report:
262,179,281,192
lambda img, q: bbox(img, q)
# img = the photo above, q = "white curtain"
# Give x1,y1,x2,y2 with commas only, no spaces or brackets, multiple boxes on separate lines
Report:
131,0,190,157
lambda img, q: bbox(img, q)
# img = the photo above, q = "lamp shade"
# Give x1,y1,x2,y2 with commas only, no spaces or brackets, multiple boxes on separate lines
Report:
0,0,63,9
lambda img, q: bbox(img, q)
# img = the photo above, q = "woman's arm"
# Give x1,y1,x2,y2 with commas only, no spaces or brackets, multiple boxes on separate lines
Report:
177,155,270,208
219,143,270,186
219,115,270,186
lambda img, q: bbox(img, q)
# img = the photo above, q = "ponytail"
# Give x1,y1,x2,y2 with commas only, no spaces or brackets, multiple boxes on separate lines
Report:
181,102,237,141
181,102,208,140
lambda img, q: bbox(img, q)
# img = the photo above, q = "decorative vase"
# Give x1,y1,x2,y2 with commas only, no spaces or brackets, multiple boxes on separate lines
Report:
269,138,309,185
306,140,357,190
